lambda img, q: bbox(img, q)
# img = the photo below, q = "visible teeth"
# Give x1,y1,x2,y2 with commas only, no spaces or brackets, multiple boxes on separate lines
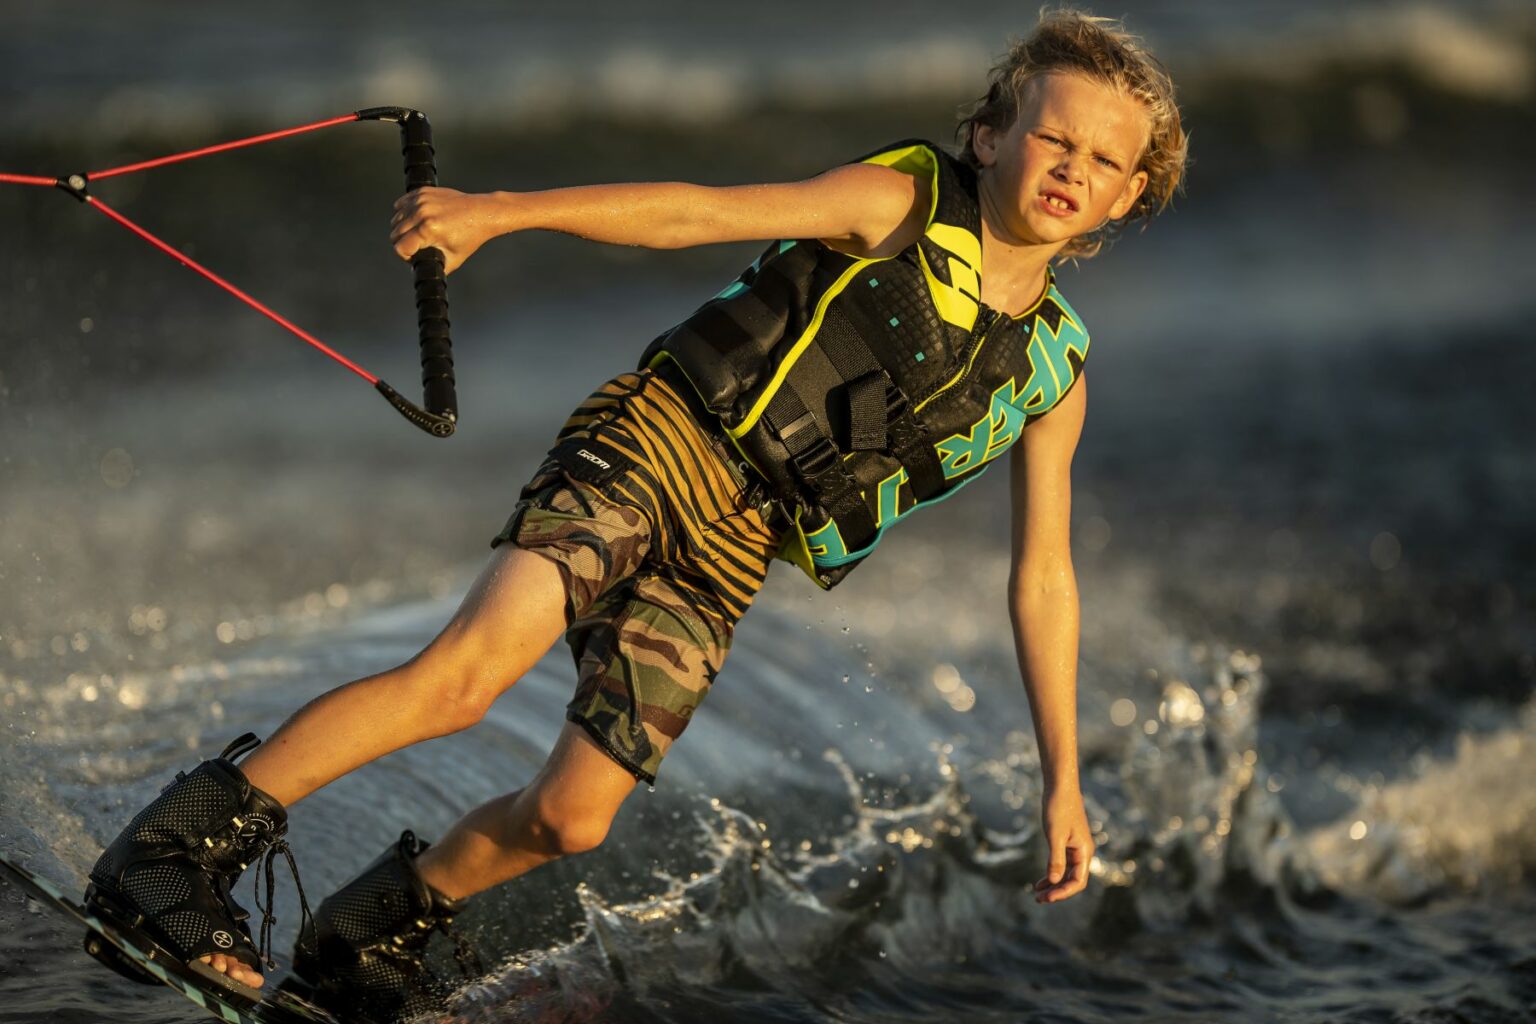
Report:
1046,196,1071,211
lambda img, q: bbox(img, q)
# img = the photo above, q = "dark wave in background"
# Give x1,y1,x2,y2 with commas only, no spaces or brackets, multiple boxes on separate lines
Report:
3,3,1535,1022
3,1,1534,136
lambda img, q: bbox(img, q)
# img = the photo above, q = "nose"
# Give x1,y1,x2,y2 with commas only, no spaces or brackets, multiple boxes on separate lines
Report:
1051,150,1087,185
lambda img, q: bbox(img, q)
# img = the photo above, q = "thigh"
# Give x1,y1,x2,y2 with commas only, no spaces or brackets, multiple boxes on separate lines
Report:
416,543,573,691
492,446,656,626
564,572,734,786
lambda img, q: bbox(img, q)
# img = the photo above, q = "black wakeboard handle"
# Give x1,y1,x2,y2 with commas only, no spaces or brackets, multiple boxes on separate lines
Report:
358,107,457,437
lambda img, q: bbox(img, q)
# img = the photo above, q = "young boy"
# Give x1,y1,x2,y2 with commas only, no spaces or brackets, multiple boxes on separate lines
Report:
82,10,1185,1021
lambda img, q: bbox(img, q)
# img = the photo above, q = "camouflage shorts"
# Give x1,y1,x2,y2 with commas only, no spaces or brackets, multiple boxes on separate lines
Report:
491,372,781,785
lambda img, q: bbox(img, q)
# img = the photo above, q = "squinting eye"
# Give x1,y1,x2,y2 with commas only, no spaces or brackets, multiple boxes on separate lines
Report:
1040,135,1065,147
1094,156,1118,169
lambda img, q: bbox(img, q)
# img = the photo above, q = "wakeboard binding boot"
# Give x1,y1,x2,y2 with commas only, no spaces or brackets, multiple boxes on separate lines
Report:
84,732,310,1005
292,830,482,1024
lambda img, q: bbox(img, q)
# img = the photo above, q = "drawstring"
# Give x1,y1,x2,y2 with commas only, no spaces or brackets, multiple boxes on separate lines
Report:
251,838,316,970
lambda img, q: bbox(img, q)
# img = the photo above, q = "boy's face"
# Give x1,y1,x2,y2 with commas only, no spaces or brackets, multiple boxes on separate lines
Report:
973,72,1150,251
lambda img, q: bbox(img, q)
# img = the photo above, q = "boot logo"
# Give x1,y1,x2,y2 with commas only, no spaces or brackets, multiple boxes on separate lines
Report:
211,930,234,949
235,813,276,839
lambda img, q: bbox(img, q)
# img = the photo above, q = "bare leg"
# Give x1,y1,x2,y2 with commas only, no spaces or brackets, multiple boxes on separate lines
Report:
205,545,572,988
209,722,638,987
415,720,640,900
240,545,570,806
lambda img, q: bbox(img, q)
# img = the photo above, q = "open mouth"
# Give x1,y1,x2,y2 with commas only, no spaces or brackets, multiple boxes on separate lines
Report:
1038,190,1079,215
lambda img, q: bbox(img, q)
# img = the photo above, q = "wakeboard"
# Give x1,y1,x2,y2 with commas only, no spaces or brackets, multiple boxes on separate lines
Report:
0,848,346,1023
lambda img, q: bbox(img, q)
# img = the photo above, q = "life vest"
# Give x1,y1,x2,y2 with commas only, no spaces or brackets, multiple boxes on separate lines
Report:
640,139,1090,589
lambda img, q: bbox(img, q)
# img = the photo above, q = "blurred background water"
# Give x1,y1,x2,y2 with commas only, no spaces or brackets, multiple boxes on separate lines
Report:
1,2,1534,1021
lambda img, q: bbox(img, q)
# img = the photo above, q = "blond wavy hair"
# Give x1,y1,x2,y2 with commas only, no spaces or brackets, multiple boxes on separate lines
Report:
957,8,1188,260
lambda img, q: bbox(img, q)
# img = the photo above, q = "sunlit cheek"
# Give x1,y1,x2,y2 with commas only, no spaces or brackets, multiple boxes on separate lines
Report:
1094,170,1130,213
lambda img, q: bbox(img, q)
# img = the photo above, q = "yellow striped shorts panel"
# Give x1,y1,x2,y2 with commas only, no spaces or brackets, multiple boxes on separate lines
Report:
491,369,782,783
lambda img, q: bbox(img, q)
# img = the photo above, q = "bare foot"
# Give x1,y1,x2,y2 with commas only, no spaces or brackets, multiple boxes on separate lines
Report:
200,953,265,990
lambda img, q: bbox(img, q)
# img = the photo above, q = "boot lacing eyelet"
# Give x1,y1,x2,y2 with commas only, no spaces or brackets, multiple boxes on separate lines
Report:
376,909,482,983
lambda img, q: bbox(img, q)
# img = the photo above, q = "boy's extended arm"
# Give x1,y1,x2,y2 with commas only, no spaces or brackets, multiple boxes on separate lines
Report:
1007,376,1094,904
389,163,928,274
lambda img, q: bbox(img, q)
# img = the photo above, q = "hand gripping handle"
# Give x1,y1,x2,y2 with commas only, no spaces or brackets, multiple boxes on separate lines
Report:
357,107,458,437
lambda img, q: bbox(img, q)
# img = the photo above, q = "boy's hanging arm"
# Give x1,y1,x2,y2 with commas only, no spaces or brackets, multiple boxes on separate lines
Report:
387,163,931,274
1006,375,1094,904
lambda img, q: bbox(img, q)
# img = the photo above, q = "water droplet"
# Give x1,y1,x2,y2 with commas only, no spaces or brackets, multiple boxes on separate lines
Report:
99,448,134,489
1080,515,1112,553
1369,531,1401,571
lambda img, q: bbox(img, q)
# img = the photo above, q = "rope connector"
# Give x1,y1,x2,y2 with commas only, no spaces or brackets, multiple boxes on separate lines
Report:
354,106,414,124
55,173,89,202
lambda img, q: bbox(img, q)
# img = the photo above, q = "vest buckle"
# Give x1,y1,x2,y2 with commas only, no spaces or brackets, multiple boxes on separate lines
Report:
778,412,839,480
792,434,840,481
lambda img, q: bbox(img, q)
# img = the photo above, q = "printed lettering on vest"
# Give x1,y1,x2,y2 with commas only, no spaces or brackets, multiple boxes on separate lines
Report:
874,466,908,526
805,516,850,562
803,460,919,562
935,377,1029,478
933,302,1089,476
1017,305,1089,413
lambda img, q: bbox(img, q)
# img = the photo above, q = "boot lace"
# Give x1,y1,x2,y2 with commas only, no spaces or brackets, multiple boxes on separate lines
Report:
250,836,316,970
371,907,485,979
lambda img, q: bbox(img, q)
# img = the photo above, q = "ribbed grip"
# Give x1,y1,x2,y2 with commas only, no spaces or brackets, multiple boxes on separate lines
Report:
401,111,458,427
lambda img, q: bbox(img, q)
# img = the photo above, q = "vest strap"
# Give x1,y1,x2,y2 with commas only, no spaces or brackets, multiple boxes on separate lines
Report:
761,301,953,549
814,304,948,501
815,307,889,451
846,371,886,451
883,386,946,503
766,384,879,548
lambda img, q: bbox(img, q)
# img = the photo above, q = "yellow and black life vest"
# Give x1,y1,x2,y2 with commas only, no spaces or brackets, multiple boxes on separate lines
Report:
640,139,1090,589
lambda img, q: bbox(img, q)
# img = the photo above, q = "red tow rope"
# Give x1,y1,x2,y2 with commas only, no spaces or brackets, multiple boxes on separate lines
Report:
2,109,458,437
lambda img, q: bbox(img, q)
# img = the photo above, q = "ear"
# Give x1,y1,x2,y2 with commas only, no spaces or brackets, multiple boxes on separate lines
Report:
1107,168,1149,221
972,122,1000,169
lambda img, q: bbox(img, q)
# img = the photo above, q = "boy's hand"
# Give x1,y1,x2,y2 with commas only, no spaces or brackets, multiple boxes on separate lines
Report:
390,187,503,274
1034,784,1094,903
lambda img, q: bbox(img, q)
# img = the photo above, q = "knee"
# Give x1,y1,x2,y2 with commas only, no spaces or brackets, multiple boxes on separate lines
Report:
526,789,614,857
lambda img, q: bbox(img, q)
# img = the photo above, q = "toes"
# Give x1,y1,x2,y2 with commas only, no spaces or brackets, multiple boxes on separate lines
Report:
232,963,265,988
198,951,264,989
